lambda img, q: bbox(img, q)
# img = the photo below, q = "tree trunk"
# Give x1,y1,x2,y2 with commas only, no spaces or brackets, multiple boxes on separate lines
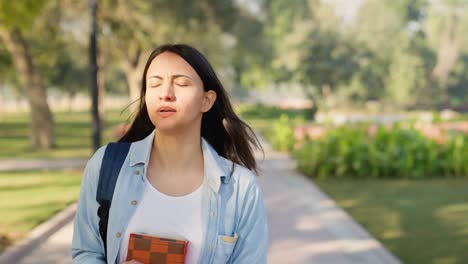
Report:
89,0,101,151
0,26,55,150
124,66,141,109
431,13,461,87
121,51,146,114
68,88,76,113
98,50,106,126
431,36,460,86
0,83,4,120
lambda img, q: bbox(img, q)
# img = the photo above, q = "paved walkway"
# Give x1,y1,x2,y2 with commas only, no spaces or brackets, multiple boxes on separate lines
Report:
2,136,400,264
0,158,87,172
14,218,74,264
255,136,400,263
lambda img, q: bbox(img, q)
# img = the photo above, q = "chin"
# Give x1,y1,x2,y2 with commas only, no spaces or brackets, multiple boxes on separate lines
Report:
155,121,184,134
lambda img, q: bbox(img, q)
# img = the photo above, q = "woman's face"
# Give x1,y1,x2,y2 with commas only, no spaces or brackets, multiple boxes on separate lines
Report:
145,51,216,133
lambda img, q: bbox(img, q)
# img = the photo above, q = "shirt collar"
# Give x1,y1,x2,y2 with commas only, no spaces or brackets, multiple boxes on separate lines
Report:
128,129,231,193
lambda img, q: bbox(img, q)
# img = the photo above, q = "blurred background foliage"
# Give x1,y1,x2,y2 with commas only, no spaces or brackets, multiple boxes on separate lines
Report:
1,0,467,115
0,1,467,262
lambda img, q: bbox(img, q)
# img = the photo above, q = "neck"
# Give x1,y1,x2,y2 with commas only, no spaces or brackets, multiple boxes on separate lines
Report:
151,127,203,176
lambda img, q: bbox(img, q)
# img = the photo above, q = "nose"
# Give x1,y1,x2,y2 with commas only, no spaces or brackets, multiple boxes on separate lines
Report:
159,82,175,101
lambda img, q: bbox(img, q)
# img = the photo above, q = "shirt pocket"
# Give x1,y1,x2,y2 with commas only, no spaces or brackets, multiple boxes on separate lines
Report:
212,232,238,264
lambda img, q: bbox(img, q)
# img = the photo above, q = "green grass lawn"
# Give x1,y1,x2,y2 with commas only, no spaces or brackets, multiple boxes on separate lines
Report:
0,169,82,253
315,179,468,264
0,110,130,159
0,104,287,159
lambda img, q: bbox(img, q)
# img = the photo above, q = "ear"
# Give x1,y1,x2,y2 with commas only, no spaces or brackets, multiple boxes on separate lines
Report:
202,90,217,113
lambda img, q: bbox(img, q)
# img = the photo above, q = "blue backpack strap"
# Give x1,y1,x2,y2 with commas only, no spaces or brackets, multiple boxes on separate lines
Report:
96,142,131,258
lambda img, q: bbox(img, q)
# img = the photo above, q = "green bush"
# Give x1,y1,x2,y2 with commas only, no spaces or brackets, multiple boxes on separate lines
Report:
291,126,468,179
265,114,294,152
265,114,304,152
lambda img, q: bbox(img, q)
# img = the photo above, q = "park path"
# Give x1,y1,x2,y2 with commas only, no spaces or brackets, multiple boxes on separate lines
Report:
0,158,87,171
2,134,400,264
255,135,400,263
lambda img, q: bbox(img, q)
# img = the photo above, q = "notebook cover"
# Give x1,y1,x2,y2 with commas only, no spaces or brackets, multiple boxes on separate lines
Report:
126,233,189,264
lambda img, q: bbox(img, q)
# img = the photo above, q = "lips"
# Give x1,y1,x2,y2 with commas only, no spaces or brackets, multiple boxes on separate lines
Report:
157,106,176,118
157,106,176,112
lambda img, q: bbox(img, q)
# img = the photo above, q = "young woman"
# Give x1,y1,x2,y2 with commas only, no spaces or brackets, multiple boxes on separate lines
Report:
71,44,268,264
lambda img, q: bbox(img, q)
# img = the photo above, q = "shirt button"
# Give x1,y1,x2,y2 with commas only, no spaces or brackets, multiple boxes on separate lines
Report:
131,200,138,205
208,245,211,251
135,170,140,175
116,232,121,238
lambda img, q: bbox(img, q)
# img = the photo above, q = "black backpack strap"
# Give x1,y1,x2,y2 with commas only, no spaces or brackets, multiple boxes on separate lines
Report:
96,142,131,259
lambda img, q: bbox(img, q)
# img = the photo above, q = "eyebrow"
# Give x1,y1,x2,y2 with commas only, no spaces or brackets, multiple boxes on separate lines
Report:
147,74,193,80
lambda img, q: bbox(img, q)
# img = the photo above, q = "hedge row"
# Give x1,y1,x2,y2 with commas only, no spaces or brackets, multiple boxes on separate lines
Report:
265,115,467,178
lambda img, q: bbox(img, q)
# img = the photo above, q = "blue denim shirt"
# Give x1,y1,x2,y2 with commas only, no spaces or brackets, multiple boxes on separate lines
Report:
71,129,268,264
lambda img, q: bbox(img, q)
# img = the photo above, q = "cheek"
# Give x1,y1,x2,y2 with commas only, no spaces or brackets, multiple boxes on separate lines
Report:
185,94,205,112
145,92,157,110
177,89,203,106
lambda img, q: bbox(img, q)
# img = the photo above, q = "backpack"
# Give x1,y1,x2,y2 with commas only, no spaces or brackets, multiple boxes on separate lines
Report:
96,142,131,258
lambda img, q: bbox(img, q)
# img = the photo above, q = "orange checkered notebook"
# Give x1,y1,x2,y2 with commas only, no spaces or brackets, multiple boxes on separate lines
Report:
126,233,189,264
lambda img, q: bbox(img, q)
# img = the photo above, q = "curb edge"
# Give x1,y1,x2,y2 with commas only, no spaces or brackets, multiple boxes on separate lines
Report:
0,202,77,263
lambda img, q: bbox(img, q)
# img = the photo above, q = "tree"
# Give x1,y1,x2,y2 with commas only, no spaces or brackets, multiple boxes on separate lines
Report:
423,0,468,105
0,1,55,150
95,0,244,113
267,0,360,109
263,0,310,83
386,42,427,107
446,54,468,108
226,3,271,95
89,0,101,151
30,0,89,112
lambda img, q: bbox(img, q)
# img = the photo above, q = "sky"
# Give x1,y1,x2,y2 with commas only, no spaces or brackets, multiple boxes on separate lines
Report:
236,0,365,24
322,0,365,23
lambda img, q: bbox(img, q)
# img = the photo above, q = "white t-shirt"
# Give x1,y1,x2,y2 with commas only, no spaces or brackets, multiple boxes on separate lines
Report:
118,175,204,264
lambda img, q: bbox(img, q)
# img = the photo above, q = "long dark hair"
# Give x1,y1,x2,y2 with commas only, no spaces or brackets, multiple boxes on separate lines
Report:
119,44,264,175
